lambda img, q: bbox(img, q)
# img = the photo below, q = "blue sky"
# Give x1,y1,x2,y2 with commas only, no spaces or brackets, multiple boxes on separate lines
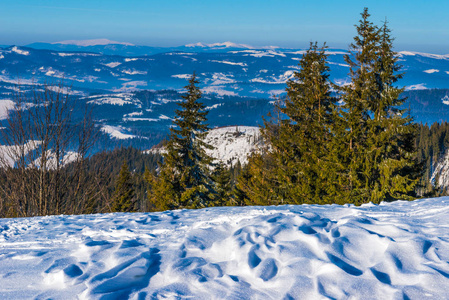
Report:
0,0,448,53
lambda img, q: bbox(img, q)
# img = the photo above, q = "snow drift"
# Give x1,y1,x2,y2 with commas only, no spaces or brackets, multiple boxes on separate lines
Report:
1,197,449,299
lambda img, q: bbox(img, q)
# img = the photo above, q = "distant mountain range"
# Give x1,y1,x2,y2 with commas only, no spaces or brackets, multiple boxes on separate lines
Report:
24,40,278,58
1,41,449,148
54,39,135,47
1,42,449,98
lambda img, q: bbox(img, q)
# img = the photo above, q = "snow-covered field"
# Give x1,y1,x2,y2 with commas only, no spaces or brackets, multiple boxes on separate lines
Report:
1,198,449,299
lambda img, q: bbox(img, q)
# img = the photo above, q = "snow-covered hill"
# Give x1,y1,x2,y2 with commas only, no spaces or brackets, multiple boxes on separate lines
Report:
1,197,449,298
149,126,261,166
204,126,261,165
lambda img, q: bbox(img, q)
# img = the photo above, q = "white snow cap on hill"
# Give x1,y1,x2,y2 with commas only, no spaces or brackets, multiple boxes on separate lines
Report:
101,125,137,140
204,126,261,165
149,126,261,166
186,42,252,48
398,51,449,60
53,39,134,46
1,197,449,298
185,41,278,50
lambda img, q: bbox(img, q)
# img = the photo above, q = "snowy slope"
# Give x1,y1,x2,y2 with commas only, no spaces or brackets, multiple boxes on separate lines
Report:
1,198,449,299
149,126,261,166
431,150,449,189
204,126,261,165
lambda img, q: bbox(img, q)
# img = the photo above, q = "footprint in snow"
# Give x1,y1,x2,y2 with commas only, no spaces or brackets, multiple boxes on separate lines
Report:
258,258,278,281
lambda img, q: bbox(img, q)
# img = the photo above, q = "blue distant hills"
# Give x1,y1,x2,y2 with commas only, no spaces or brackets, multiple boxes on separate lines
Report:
1,42,449,97
0,41,448,147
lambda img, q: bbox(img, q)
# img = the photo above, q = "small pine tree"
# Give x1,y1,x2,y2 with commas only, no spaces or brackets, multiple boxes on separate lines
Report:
238,147,283,206
232,162,253,206
212,162,232,206
148,74,216,210
111,161,135,212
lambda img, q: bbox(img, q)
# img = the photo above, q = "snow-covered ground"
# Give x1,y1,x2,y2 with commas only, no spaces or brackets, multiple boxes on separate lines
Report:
1,197,449,299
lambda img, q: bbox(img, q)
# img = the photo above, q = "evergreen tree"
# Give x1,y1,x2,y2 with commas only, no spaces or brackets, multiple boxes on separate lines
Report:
148,74,216,210
335,7,381,203
337,8,421,203
242,42,336,205
277,42,336,203
233,157,263,206
212,162,232,206
111,161,135,212
366,20,421,202
239,8,421,206
230,159,242,186
241,150,281,206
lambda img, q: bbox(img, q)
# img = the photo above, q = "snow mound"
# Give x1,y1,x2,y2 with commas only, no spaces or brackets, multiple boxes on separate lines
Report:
1,198,449,298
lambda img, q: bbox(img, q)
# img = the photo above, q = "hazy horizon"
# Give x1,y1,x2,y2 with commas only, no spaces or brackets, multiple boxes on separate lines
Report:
1,1,449,54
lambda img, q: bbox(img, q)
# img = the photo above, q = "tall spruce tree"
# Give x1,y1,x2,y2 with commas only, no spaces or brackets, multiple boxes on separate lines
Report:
148,74,216,210
336,7,381,203
277,42,336,204
241,42,336,205
366,19,421,202
337,8,421,203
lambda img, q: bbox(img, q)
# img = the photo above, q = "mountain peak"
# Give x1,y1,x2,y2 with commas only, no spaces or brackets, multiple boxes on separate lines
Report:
185,41,253,49
184,41,280,50
53,39,134,47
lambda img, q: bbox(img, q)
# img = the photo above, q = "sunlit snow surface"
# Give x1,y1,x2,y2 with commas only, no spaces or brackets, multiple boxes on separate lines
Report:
1,198,449,299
